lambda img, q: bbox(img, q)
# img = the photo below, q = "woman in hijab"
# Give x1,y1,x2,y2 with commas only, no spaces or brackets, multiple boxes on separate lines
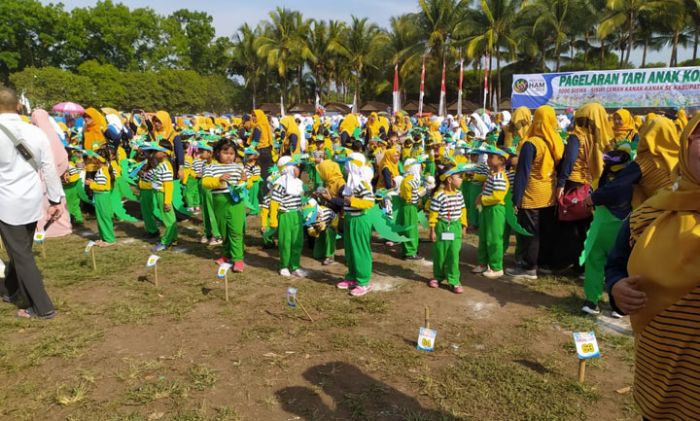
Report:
83,107,107,152
612,109,639,145
376,146,400,190
508,105,563,280
505,106,532,149
250,109,274,203
365,112,385,143
316,159,346,213
605,113,700,421
279,116,302,156
32,109,72,237
339,113,360,146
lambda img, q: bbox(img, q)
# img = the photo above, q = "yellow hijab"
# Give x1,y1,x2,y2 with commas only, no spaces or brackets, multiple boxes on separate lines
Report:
377,147,400,189
627,113,700,333
429,119,443,143
676,108,688,132
508,106,532,148
575,103,615,182
366,112,382,138
280,115,301,154
316,159,345,197
253,109,273,148
613,109,637,140
83,107,107,151
527,106,564,164
636,116,680,175
154,110,175,142
339,114,359,136
379,115,390,135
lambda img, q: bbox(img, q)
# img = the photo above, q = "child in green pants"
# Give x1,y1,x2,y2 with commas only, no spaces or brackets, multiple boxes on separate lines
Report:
428,163,468,294
147,140,178,252
85,149,115,247
194,142,222,245
63,151,84,225
202,139,247,272
398,158,428,260
270,156,307,277
473,146,510,279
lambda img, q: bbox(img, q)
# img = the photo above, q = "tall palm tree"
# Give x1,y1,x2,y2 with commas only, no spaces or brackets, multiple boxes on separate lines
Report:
329,16,388,105
255,7,314,104
465,0,522,104
306,19,342,97
520,0,582,71
387,14,424,99
230,23,265,108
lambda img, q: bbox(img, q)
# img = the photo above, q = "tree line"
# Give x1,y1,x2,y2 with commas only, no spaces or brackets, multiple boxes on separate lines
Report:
2,0,699,112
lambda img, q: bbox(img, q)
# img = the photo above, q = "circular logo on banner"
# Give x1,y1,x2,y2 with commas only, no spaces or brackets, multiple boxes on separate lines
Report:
513,79,529,93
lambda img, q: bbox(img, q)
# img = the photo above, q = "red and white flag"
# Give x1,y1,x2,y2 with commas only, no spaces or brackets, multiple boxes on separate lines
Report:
392,63,401,113
483,55,489,109
438,60,447,117
457,57,464,117
418,57,426,116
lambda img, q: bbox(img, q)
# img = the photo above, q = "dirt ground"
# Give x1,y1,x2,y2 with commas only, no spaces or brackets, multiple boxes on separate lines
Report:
0,206,638,421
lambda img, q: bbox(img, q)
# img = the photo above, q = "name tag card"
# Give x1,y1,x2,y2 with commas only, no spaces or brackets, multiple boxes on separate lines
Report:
286,287,298,308
146,255,160,268
84,241,95,253
573,331,600,360
217,263,232,279
417,327,437,352
441,232,455,241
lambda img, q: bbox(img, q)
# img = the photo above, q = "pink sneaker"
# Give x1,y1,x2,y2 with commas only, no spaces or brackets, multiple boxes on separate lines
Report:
350,285,374,297
214,256,231,266
453,285,464,294
233,261,244,272
428,279,439,288
336,280,358,290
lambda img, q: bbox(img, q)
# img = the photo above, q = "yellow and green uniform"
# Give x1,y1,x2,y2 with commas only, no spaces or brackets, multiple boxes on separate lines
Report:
194,159,220,239
138,166,159,236
64,161,84,224
270,183,304,271
343,181,375,286
477,169,509,271
311,206,338,261
244,163,262,215
520,136,556,209
110,159,138,222
463,163,489,228
183,155,201,209
429,188,467,286
89,165,115,243
398,174,426,258
152,160,178,246
202,162,246,261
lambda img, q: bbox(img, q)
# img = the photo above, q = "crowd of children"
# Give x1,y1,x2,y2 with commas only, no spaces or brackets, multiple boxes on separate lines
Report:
45,105,690,302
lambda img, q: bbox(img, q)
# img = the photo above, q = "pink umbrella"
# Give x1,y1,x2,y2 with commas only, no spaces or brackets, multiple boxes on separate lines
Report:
52,102,85,115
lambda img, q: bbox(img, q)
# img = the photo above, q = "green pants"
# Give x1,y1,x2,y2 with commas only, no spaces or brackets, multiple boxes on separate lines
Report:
247,180,260,216
581,207,623,303
397,200,419,257
172,180,191,216
184,177,200,209
213,193,245,261
63,181,83,224
111,184,138,222
155,191,178,246
432,220,462,286
344,213,373,286
199,181,220,238
313,227,336,260
278,211,303,271
139,189,159,235
465,182,482,228
477,205,506,271
94,191,115,243
116,175,138,200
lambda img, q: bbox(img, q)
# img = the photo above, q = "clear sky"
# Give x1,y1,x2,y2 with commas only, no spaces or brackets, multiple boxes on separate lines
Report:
43,0,689,66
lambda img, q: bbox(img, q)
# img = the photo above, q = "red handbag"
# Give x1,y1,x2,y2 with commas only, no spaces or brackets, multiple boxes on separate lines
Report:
558,184,592,221
557,137,592,221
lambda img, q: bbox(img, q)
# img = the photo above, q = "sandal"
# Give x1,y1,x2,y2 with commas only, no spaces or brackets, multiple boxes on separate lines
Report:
17,307,56,320
453,285,464,294
428,279,439,288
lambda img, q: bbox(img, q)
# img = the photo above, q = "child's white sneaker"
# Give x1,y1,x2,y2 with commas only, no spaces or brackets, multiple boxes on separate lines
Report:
279,268,291,277
292,268,308,278
482,268,504,279
471,265,487,274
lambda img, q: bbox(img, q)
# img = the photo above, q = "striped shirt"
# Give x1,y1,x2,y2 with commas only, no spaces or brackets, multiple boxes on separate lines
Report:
203,162,244,194
140,167,156,183
192,159,206,177
482,171,509,197
430,190,465,222
318,206,336,225
344,182,375,216
271,183,303,212
151,161,173,191
260,193,271,210
93,167,109,187
401,176,426,205
245,163,261,178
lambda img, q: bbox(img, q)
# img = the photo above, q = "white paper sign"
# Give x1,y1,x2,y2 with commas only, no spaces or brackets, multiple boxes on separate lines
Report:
286,287,298,308
146,254,160,268
573,331,600,360
217,263,232,279
33,232,45,243
441,232,455,241
417,327,437,352
84,241,95,254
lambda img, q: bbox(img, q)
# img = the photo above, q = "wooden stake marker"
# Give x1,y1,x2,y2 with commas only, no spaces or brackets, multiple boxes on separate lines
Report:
417,306,437,352
146,255,160,286
573,331,600,383
217,263,233,302
286,287,314,322
85,241,97,271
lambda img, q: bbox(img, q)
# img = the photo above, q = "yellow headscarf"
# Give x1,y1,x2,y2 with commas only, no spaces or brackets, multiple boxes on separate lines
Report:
377,147,400,189
633,115,643,130
575,103,615,182
613,109,637,140
154,111,175,142
83,107,107,151
279,115,301,155
508,106,532,148
252,109,273,148
636,116,680,175
429,119,443,143
316,159,345,197
339,114,360,136
366,112,382,138
527,106,564,164
676,108,688,132
378,115,390,135
627,113,700,332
